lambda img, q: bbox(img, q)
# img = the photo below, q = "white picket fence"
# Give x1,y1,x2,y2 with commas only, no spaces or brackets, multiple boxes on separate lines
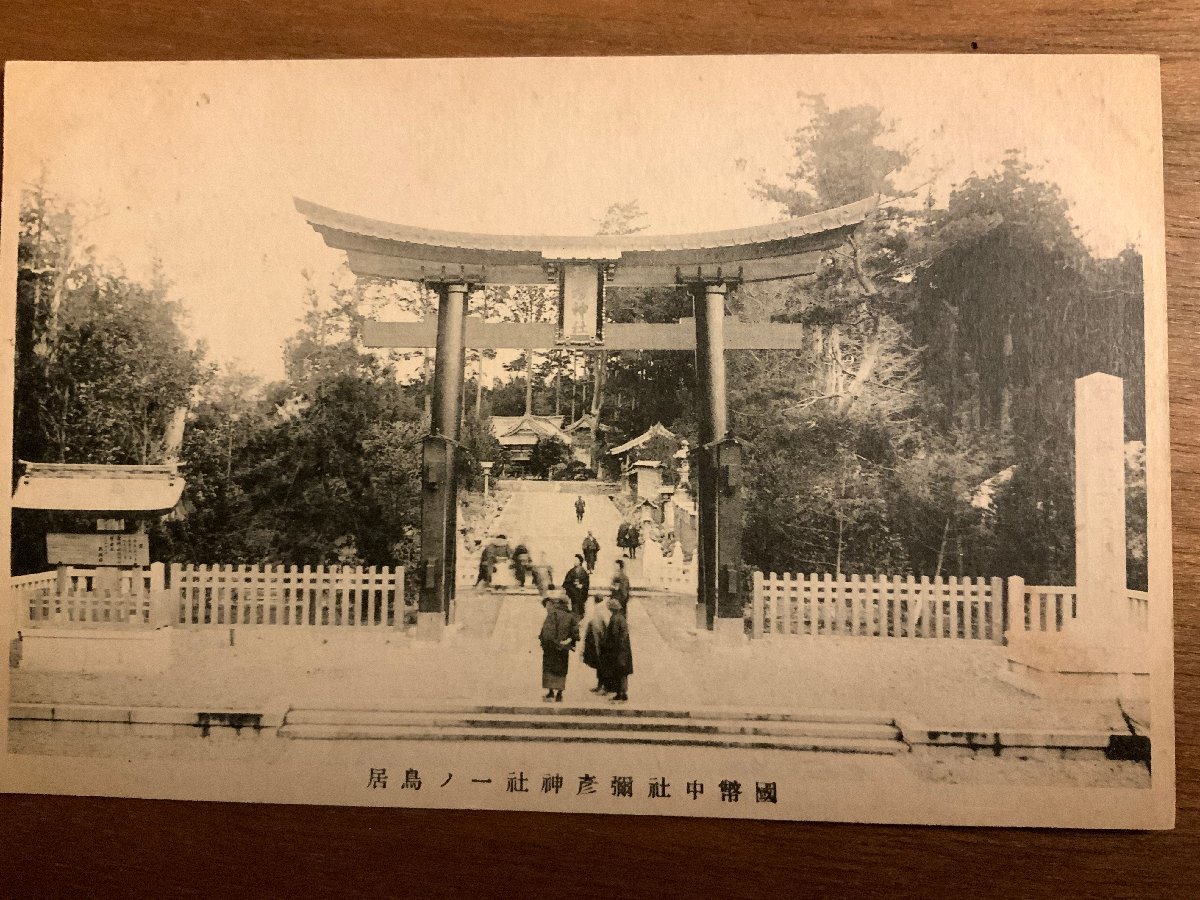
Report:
640,541,697,593
11,565,160,599
10,563,405,630
172,564,405,628
1128,589,1150,629
12,564,167,627
22,590,168,627
751,572,1004,641
10,570,58,600
1008,576,1149,633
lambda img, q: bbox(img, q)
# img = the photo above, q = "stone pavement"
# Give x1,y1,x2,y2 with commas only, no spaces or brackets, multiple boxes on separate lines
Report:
457,483,701,707
487,479,625,582
458,589,701,709
9,585,1142,744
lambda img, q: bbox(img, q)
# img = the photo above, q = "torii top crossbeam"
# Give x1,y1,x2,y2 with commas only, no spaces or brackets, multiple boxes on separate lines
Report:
295,196,874,350
296,196,874,286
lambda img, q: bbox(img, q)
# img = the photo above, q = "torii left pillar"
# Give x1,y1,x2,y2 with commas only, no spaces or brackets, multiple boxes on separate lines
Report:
688,277,746,642
417,281,470,640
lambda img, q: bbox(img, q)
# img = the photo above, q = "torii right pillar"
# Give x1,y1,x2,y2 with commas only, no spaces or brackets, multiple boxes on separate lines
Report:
1004,373,1148,699
689,277,746,642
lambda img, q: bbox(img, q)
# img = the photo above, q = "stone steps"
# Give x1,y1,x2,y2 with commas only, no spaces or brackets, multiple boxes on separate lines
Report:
278,704,906,754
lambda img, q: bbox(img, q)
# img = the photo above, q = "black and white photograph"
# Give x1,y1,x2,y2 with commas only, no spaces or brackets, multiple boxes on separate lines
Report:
0,55,1175,827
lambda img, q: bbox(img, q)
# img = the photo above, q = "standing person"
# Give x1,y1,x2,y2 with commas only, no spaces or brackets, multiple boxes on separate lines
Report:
583,595,610,694
538,596,578,702
474,542,493,587
574,495,586,522
610,558,631,613
582,531,600,573
513,543,531,588
564,554,591,619
602,597,633,703
627,523,641,559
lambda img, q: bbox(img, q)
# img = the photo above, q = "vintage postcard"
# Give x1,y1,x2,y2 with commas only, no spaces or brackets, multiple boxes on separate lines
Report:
0,56,1175,827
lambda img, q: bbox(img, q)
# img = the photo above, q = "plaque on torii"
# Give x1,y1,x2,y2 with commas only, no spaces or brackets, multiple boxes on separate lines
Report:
297,196,874,639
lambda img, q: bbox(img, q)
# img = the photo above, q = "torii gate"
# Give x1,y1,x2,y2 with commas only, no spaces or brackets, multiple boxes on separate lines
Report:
296,196,874,639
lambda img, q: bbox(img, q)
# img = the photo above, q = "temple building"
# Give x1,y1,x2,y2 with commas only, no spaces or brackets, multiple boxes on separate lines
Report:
489,414,586,470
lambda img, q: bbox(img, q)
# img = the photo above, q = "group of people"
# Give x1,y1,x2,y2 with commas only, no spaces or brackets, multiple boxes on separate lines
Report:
474,495,636,702
538,553,633,703
474,535,554,591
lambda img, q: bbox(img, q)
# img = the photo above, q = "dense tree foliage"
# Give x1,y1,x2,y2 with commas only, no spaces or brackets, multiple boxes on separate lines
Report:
528,436,570,480
13,187,206,574
586,98,1147,588
154,273,427,571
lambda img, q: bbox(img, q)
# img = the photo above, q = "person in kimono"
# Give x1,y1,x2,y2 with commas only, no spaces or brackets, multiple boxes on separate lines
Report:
564,554,591,618
474,543,493,587
582,594,610,694
538,595,579,702
610,558,631,613
581,532,600,573
602,597,633,703
513,543,532,587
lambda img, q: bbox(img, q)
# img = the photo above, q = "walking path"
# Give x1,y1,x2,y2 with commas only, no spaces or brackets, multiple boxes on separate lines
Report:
462,589,699,708
464,483,700,707
488,479,623,582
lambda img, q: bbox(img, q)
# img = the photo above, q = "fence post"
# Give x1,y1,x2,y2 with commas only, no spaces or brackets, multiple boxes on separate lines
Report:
172,563,186,624
147,562,165,627
750,571,764,639
395,566,406,629
1005,575,1024,645
989,577,1003,643
948,575,960,639
791,572,802,637
150,561,165,593
917,574,931,638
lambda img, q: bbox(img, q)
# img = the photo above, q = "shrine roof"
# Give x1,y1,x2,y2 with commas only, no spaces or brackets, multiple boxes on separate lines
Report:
563,414,596,433
295,196,875,285
490,415,571,443
12,462,185,514
609,422,676,456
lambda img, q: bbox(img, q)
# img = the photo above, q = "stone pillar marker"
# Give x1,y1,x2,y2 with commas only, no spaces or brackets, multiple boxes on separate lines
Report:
1003,372,1147,699
1074,373,1126,637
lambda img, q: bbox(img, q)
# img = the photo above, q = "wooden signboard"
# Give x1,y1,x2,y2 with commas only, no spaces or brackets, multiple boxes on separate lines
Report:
559,263,602,341
45,533,149,567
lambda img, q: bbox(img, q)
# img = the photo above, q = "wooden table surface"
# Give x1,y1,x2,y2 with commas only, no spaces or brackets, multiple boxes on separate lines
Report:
1,2,1197,896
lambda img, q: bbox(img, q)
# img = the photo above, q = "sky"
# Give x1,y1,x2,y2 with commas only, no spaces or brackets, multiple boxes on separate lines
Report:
2,56,1164,381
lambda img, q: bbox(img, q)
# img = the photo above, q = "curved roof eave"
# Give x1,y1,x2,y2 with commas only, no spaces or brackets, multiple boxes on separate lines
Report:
294,196,877,259
12,463,185,514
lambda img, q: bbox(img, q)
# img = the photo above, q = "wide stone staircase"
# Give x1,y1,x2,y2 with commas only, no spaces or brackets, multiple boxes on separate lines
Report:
277,704,907,754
